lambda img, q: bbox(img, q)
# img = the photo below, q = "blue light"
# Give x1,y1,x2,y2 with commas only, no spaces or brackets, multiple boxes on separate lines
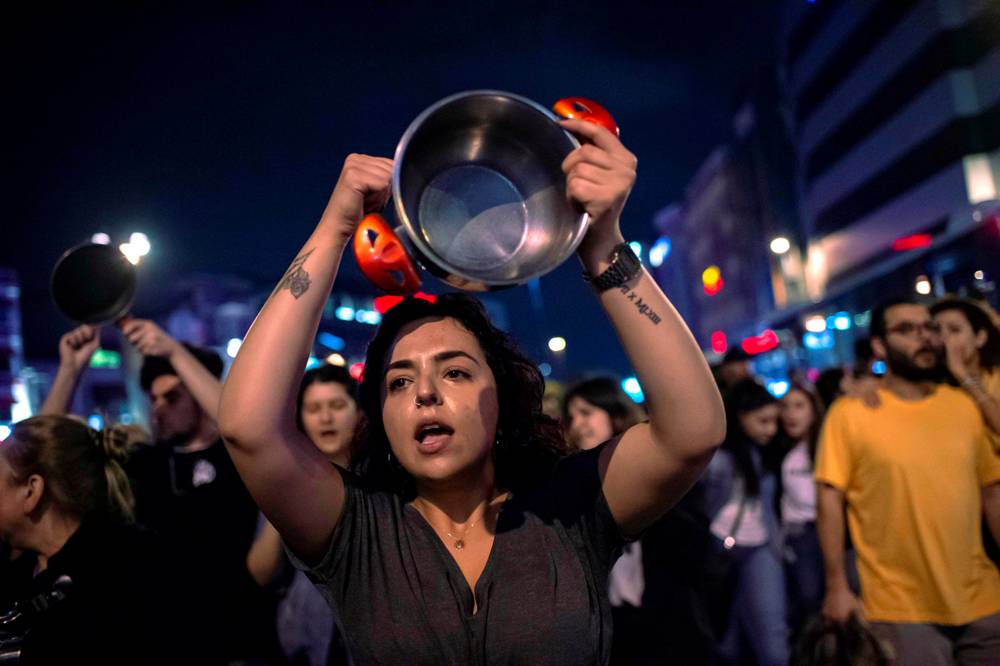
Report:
872,360,886,376
766,380,790,398
628,241,643,263
833,312,852,331
539,362,552,377
649,237,671,267
305,356,322,370
335,306,355,321
621,376,645,403
803,331,834,350
317,332,345,351
355,309,382,325
87,414,104,431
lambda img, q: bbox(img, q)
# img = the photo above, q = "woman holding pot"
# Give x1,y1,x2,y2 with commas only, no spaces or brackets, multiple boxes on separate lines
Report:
219,118,725,663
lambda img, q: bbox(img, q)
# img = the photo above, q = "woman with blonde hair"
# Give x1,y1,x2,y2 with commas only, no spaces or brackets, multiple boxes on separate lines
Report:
0,415,212,664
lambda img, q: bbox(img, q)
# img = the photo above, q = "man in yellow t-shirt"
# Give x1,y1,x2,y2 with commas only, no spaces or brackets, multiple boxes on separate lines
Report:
816,298,1000,664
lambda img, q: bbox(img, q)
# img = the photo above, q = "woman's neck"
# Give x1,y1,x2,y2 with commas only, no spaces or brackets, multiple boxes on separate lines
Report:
411,462,505,531
32,510,82,574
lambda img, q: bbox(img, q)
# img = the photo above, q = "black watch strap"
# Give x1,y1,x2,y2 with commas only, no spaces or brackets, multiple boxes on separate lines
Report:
585,242,642,292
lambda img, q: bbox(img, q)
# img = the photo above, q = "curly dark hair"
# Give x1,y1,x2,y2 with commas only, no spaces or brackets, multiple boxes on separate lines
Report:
930,297,1000,371
353,293,567,498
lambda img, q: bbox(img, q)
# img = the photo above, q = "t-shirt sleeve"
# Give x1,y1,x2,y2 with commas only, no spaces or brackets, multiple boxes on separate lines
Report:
814,399,854,491
545,443,628,575
284,467,369,590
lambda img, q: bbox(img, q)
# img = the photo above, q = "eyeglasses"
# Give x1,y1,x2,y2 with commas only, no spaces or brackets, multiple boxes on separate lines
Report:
885,321,941,337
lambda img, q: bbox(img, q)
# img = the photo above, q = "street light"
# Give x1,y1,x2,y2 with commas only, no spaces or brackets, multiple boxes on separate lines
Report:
770,237,791,255
915,275,932,295
548,336,567,353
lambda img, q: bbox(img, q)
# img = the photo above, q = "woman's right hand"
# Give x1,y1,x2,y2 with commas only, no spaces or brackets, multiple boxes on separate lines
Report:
822,584,863,624
321,154,394,242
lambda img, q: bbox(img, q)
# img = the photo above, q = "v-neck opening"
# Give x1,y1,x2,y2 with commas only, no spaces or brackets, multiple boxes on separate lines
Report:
406,495,511,618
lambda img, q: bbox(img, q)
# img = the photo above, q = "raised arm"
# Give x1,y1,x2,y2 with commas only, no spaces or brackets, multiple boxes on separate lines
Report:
219,155,393,562
560,118,725,537
39,325,101,415
122,319,223,421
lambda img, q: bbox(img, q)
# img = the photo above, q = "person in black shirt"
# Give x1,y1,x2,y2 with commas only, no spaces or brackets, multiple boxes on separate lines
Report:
220,121,726,663
0,415,208,665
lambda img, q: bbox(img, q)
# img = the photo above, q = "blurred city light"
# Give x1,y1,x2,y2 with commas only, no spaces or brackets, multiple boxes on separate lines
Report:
628,241,643,263
710,330,728,354
649,237,671,267
119,243,142,265
317,332,345,351
326,353,346,366
349,362,365,380
769,237,790,255
702,265,724,296
891,234,932,252
355,309,381,325
915,275,932,295
335,306,355,321
975,270,985,281
306,356,322,370
539,362,552,377
548,336,567,353
766,380,790,398
91,232,111,245
741,329,779,355
226,338,242,358
804,315,827,333
0,424,9,441
89,349,121,369
804,332,834,350
832,312,852,331
129,232,151,256
872,360,887,375
88,414,104,430
621,376,644,403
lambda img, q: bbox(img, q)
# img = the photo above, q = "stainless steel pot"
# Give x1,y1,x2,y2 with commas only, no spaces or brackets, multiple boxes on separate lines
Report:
354,90,618,293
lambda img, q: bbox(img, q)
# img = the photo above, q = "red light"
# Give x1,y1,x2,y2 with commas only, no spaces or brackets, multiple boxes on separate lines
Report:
891,234,932,252
349,362,365,381
703,277,724,296
710,331,728,354
741,329,779,355
373,292,438,314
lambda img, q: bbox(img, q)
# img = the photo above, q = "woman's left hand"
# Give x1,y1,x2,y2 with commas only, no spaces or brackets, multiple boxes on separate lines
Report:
559,118,637,255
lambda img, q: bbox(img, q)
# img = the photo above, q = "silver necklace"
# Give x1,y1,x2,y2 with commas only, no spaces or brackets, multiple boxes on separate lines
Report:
445,515,482,550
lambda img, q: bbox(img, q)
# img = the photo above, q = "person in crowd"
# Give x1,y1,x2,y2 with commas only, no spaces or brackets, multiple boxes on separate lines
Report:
930,297,1000,436
219,120,725,663
814,367,847,411
772,382,825,637
816,297,1000,664
39,319,275,663
562,377,647,662
247,363,361,666
0,415,211,664
713,347,752,396
700,378,788,666
541,379,566,422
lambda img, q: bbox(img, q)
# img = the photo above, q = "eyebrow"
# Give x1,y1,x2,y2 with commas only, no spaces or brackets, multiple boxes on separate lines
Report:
384,350,481,375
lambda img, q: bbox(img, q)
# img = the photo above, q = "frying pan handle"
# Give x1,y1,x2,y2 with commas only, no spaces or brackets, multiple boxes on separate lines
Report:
353,213,422,295
552,97,619,138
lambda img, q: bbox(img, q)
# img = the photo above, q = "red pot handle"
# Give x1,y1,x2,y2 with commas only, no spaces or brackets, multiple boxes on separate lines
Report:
552,97,619,137
353,213,422,295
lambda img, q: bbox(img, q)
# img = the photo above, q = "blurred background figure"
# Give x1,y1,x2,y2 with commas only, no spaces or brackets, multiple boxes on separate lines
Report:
713,347,753,396
247,363,362,666
0,416,211,664
541,379,566,422
701,378,788,666
772,382,825,641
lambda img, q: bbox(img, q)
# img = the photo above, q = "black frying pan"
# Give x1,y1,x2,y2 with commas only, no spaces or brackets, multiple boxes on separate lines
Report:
50,243,137,325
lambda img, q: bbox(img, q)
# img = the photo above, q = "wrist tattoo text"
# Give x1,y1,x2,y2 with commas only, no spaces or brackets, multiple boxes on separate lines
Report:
618,285,662,325
275,249,314,299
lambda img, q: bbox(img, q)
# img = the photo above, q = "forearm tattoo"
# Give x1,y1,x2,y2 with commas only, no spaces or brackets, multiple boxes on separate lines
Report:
618,285,662,325
274,249,314,299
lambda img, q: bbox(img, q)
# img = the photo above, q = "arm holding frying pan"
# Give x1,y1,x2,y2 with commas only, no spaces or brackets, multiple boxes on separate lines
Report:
121,319,224,422
38,325,101,416
219,154,393,565
559,118,726,539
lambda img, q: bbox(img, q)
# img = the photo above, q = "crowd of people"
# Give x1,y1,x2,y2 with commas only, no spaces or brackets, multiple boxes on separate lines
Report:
1,119,999,666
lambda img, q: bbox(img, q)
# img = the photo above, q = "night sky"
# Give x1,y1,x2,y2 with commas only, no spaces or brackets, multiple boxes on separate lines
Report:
6,1,781,378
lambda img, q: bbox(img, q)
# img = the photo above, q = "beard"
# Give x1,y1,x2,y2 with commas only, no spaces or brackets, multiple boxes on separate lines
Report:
884,342,946,383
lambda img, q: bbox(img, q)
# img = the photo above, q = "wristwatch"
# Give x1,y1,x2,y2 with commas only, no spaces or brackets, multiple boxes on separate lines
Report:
585,242,642,292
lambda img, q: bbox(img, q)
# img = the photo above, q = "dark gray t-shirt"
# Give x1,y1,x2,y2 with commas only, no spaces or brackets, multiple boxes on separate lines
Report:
292,444,625,665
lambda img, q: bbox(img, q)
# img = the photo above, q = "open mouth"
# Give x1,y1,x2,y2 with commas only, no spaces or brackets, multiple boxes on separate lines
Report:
319,429,339,438
415,422,455,443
